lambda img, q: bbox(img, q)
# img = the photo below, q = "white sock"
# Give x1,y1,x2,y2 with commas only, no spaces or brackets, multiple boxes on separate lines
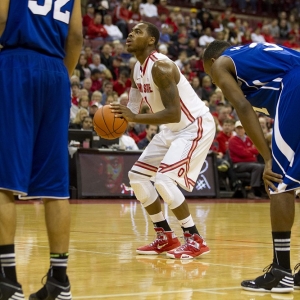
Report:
178,215,195,228
149,211,165,223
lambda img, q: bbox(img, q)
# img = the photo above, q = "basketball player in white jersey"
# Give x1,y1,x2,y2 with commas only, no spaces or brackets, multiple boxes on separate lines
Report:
111,22,215,259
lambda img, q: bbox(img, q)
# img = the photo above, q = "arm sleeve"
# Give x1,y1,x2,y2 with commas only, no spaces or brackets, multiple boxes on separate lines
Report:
127,87,143,114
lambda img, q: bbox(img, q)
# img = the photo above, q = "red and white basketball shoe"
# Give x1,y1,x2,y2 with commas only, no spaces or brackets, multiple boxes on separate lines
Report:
166,232,210,259
136,227,181,255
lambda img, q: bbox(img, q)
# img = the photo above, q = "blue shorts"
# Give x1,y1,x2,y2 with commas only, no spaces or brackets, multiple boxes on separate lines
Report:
0,49,70,198
271,67,300,193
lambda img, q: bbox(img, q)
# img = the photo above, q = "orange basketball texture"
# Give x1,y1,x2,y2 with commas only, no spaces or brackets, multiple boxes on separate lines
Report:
93,105,128,140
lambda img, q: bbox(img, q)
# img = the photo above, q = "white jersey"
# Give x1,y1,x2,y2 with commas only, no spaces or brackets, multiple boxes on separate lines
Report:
133,51,209,132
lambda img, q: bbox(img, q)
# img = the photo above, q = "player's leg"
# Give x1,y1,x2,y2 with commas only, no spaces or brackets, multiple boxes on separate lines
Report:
26,55,72,300
0,50,37,299
241,71,300,293
29,199,71,300
129,135,180,255
157,114,215,259
241,191,295,293
0,190,24,299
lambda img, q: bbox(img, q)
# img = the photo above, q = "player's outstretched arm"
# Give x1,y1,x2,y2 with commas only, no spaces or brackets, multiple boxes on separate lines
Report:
64,0,83,77
0,0,9,37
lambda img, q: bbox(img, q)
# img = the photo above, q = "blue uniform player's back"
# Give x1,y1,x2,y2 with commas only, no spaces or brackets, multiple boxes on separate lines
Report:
0,0,75,58
222,43,300,118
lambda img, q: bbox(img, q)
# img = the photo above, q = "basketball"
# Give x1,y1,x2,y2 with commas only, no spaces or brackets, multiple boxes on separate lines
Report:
93,105,128,140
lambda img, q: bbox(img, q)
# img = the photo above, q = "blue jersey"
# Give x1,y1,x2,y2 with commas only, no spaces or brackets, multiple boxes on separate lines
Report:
0,0,75,59
222,43,300,118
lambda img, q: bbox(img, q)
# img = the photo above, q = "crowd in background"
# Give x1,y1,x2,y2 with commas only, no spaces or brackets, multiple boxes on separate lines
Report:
69,0,298,196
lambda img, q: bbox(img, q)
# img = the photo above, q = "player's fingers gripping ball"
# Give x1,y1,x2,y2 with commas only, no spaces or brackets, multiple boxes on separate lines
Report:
93,105,128,140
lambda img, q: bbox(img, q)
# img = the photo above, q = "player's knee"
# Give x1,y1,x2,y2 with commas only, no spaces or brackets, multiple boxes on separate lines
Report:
128,171,158,207
154,173,185,209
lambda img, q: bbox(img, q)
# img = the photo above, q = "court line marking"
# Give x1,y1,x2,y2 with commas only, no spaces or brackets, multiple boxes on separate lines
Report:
72,286,240,299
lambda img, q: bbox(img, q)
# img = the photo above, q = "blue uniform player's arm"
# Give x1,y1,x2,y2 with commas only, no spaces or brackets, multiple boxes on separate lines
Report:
64,0,83,77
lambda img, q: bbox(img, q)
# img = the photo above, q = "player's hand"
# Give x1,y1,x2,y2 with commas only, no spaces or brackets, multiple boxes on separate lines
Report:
263,158,283,196
110,103,136,122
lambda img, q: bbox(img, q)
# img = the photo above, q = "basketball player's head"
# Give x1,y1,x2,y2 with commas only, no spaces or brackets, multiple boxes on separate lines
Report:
126,22,160,54
203,40,231,76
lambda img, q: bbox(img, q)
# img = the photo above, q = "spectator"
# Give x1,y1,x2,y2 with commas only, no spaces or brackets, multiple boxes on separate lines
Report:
71,82,80,106
75,54,91,82
267,19,280,38
189,8,201,33
113,70,131,96
228,120,264,198
251,27,266,43
199,27,215,47
140,0,158,18
217,106,231,129
101,81,114,105
99,68,113,83
100,43,113,70
201,75,215,101
137,124,159,149
174,50,189,71
82,3,95,27
78,88,89,98
90,68,102,92
113,0,131,38
127,122,141,144
89,101,99,119
157,0,169,16
87,14,108,39
119,92,129,106
191,77,203,98
84,45,94,65
82,77,93,96
95,0,109,20
241,28,253,44
216,118,236,155
69,108,89,129
158,44,169,56
104,92,115,105
78,95,90,110
70,74,80,85
91,90,103,105
186,39,198,58
258,115,272,149
261,26,275,43
282,34,300,49
89,53,107,72
128,0,142,23
182,61,197,83
110,55,123,81
159,24,171,44
81,116,94,130
211,13,223,32
199,11,213,30
103,14,123,41
279,19,290,39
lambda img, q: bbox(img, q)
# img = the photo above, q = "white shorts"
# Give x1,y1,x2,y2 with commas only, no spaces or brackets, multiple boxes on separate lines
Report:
131,112,215,192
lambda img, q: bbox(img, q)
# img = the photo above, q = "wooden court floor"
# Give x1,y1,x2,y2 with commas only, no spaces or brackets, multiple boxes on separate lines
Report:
14,198,300,300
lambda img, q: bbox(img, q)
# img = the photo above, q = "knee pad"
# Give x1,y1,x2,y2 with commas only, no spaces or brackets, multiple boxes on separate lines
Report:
154,173,185,210
128,171,158,207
